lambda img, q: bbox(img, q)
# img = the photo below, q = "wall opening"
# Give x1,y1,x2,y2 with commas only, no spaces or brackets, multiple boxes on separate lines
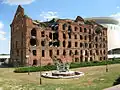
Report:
31,28,36,36
49,32,52,39
68,41,71,48
33,59,37,65
30,39,37,46
42,50,45,57
63,41,65,47
41,31,45,37
32,50,36,56
49,50,53,57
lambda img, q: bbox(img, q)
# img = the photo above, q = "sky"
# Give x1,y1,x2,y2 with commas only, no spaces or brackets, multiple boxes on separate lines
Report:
0,0,120,54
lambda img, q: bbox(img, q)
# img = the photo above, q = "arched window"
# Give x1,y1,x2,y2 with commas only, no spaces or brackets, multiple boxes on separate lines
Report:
62,24,67,30
33,59,37,65
31,28,36,36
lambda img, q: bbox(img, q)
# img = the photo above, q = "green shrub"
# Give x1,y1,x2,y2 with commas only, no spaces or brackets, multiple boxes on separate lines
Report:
14,59,120,73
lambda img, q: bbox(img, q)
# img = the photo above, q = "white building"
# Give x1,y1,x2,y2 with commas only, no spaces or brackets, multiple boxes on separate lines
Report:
85,17,120,51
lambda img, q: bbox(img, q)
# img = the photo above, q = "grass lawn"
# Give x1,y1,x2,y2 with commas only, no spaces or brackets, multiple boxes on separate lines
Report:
0,64,120,90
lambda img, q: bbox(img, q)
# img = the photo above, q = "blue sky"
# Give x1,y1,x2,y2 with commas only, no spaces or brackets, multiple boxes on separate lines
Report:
0,0,120,54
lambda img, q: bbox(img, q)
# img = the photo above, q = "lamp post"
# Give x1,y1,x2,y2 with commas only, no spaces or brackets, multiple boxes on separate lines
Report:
26,55,30,75
39,57,42,85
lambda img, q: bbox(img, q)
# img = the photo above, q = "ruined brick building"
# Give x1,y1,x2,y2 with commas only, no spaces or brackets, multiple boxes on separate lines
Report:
10,5,108,66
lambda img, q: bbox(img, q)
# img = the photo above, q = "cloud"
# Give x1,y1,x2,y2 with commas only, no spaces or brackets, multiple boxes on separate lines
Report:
110,12,120,18
116,6,120,9
2,0,35,5
40,11,58,21
0,21,6,40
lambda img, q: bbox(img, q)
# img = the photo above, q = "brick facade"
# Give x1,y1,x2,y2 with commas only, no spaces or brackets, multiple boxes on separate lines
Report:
10,5,108,66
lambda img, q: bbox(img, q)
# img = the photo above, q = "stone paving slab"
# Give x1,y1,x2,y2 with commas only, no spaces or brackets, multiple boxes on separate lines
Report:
104,84,120,90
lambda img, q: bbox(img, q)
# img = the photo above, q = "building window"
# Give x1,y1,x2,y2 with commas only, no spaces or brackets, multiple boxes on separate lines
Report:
63,24,67,30
80,50,83,55
85,43,88,48
32,50,36,56
96,50,99,55
68,25,72,32
57,50,59,55
68,33,71,39
95,37,98,42
89,43,92,48
90,57,93,61
89,35,91,41
80,43,83,47
84,35,87,40
74,34,77,39
85,50,88,56
80,35,83,40
63,41,65,47
104,50,106,54
75,42,78,47
31,28,36,36
85,57,88,62
42,50,45,57
33,60,37,65
80,27,82,32
41,41,45,46
80,56,83,62
84,28,87,33
49,50,52,57
75,58,79,62
63,33,66,39
75,27,78,31
95,44,98,48
49,32,52,39
75,50,78,55
89,29,91,34
68,41,71,48
63,50,66,56
90,50,92,55
69,50,72,56
41,31,45,37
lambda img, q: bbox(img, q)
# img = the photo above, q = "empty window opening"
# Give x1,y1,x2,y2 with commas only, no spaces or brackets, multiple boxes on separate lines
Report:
49,42,52,46
57,50,59,55
74,34,77,39
68,33,71,39
80,43,83,47
90,57,93,61
100,50,102,55
49,50,53,57
75,58,79,62
85,57,88,62
41,31,45,37
80,35,83,40
100,57,102,61
84,28,87,33
80,56,83,62
85,43,88,48
63,24,67,30
63,33,66,39
80,50,83,55
33,60,37,65
104,57,106,60
104,50,106,54
53,41,60,47
89,43,92,48
49,32,52,39
95,44,98,48
30,39,37,46
90,50,92,55
68,25,72,32
84,36,87,40
80,27,82,32
31,28,36,36
63,41,66,47
96,50,99,55
85,50,88,56
75,27,78,31
16,41,18,48
95,37,98,42
103,44,105,48
89,29,91,34
89,35,91,41
68,41,71,48
53,33,58,40
75,42,78,47
41,41,45,46
63,50,66,56
69,50,72,56
42,50,45,57
75,50,78,55
32,50,36,56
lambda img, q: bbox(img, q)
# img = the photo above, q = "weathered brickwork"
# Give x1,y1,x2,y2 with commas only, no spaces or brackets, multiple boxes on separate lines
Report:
10,5,108,66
